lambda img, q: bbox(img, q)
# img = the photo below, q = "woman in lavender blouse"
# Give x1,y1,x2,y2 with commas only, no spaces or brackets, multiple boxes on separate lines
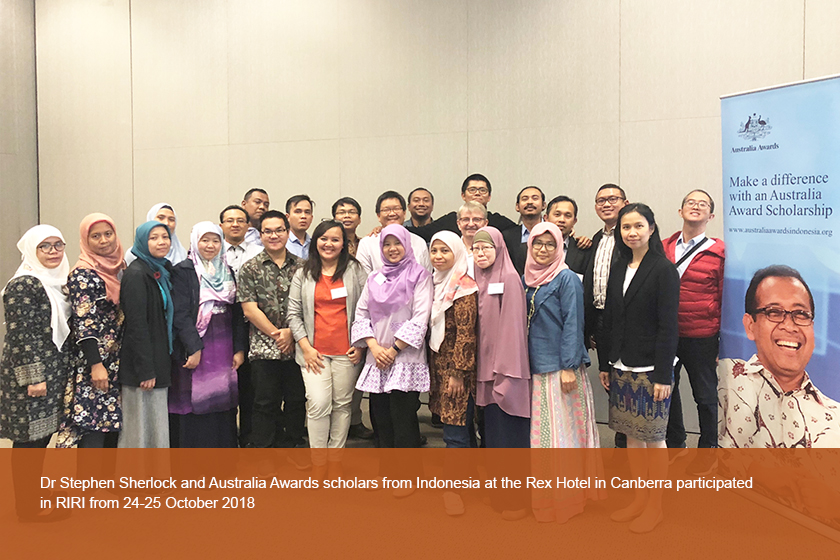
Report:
352,224,433,454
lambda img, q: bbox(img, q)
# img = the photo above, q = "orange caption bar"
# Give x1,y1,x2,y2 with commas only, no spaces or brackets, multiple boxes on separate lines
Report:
1,448,838,556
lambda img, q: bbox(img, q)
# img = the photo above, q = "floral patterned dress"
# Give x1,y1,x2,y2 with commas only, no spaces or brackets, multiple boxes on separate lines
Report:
56,268,124,447
429,293,477,426
0,276,70,442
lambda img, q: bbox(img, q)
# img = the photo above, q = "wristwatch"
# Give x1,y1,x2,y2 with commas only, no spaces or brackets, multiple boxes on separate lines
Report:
391,343,401,353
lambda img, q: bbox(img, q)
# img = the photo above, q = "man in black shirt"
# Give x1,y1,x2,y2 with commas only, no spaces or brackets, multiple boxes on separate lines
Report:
408,174,516,242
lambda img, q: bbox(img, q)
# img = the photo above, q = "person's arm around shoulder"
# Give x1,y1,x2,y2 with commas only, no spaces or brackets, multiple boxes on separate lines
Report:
556,271,586,393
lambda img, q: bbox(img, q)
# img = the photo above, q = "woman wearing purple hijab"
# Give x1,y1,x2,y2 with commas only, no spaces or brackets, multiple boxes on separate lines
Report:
472,226,531,447
352,224,433,456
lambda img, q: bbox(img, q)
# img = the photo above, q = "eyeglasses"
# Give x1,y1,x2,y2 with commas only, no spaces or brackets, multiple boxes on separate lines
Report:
532,241,557,251
37,241,66,253
222,218,248,225
334,210,359,217
471,245,495,254
754,307,814,327
458,217,487,225
261,228,287,237
595,196,625,207
465,187,489,195
683,199,711,210
379,206,403,215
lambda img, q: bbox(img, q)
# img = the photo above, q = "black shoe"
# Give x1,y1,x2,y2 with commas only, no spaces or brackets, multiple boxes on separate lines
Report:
685,452,718,476
17,507,71,524
348,423,375,440
419,435,428,447
431,413,444,429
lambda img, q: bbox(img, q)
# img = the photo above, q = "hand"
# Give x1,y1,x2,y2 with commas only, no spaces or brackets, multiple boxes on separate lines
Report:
27,382,47,397
184,350,202,369
303,346,325,374
90,362,110,392
445,376,465,398
368,226,383,237
370,342,395,370
575,234,592,250
653,383,671,402
599,370,610,391
560,369,577,394
271,328,294,354
140,378,156,391
346,346,364,365
232,351,245,370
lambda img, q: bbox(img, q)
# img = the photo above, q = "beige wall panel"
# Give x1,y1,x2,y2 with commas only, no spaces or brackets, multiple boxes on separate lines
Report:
131,0,229,150
469,0,619,131
133,146,230,240
229,140,341,220
228,0,340,144
35,0,132,154
0,0,38,288
37,150,135,264
804,0,840,79
339,133,468,233
619,118,723,240
468,123,620,237
621,0,803,122
338,0,468,138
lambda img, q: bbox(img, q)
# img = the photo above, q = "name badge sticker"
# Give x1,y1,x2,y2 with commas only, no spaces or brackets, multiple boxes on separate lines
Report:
331,287,348,300
488,282,505,295
374,273,387,285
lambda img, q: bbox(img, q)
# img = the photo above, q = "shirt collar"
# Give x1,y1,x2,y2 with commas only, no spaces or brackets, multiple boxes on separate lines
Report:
289,234,311,247
743,354,821,403
602,224,615,236
677,231,707,247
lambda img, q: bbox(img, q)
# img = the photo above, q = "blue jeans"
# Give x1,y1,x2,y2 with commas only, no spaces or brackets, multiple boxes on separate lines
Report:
442,396,476,448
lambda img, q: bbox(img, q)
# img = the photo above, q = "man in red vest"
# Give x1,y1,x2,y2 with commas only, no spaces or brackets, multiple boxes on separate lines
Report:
663,189,725,475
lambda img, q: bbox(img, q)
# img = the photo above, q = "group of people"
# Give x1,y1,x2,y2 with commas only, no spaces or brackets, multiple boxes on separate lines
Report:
4,172,828,528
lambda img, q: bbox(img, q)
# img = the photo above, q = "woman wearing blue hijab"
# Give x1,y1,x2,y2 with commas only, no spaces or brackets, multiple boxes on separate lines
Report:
118,221,175,448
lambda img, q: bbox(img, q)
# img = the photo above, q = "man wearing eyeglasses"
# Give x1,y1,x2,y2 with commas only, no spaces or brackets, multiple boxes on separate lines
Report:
662,190,725,472
220,205,263,276
718,265,840,448
408,174,516,242
238,211,307,464
356,191,432,275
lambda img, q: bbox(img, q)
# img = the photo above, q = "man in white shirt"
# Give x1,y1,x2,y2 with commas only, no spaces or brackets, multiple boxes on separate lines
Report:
719,265,840,448
285,194,314,259
241,188,270,246
220,203,263,448
356,191,432,275
220,205,263,276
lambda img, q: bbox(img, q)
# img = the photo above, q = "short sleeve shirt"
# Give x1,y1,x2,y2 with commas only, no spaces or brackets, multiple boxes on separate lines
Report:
237,250,301,361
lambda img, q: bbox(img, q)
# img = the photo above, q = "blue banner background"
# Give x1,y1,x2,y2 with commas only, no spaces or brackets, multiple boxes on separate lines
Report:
721,76,840,399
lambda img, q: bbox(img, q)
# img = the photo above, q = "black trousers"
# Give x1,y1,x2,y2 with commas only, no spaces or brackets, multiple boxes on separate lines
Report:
237,359,255,447
12,436,51,518
369,391,421,448
483,404,529,512
77,431,119,481
251,359,306,448
666,335,720,448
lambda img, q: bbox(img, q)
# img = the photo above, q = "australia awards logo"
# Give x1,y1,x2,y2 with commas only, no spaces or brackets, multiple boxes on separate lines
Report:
738,113,772,141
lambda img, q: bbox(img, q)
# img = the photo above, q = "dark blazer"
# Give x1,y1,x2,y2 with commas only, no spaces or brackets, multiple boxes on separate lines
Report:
409,210,517,243
502,224,527,275
119,259,172,388
600,250,680,386
564,234,592,276
583,228,622,368
171,260,246,365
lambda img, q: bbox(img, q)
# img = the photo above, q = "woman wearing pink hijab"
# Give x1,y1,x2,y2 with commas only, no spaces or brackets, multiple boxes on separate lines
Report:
472,226,530,447
523,222,602,522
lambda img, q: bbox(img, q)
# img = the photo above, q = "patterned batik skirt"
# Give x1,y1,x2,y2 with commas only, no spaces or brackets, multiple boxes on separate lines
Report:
608,367,672,443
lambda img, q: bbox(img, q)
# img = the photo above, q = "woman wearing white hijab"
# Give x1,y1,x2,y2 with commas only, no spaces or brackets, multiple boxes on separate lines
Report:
1,225,72,521
125,203,188,265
